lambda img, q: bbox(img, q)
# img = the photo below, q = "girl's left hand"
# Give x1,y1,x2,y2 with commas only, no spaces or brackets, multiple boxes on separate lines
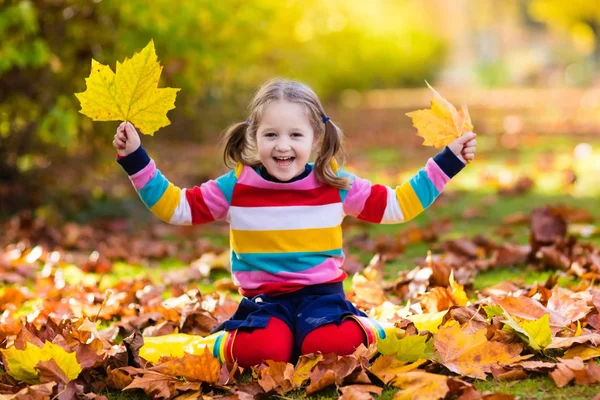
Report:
448,132,477,164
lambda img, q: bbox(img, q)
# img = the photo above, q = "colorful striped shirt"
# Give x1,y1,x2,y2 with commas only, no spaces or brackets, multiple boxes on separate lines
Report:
117,146,464,297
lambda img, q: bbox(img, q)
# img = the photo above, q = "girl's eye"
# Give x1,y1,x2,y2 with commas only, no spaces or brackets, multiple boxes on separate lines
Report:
265,133,276,137
291,132,303,137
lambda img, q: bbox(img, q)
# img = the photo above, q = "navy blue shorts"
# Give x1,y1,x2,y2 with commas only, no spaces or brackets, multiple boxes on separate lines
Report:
211,281,366,352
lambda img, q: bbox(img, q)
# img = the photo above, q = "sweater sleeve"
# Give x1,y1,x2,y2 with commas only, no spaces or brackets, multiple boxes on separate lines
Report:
341,146,465,224
117,146,236,225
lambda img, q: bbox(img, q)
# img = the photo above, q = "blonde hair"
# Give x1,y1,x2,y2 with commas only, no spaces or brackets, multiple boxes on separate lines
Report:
220,78,350,189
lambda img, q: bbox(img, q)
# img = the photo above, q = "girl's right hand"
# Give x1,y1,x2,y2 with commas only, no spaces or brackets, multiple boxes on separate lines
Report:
113,121,141,157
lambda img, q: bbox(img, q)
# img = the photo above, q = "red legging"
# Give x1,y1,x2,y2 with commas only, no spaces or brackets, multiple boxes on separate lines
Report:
231,317,366,368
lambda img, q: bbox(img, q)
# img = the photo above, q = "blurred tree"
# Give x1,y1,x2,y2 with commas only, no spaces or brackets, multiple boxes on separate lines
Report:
528,0,600,62
0,0,445,187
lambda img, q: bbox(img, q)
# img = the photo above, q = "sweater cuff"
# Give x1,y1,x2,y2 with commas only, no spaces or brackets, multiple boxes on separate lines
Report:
433,146,465,178
116,145,150,175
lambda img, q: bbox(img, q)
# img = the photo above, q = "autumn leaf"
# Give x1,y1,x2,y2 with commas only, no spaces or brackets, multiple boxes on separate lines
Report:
292,354,323,387
150,349,220,383
449,270,468,306
502,312,552,351
75,40,180,136
1,341,82,384
483,305,504,321
370,356,425,385
392,371,450,400
563,345,600,360
257,360,295,394
434,321,524,380
377,333,432,363
305,354,360,395
406,310,447,333
405,82,473,148
123,371,194,399
338,384,383,400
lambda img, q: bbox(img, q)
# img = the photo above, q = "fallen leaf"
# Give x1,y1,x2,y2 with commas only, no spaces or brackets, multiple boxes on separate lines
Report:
1,341,82,384
406,310,448,333
370,357,425,385
434,321,524,380
502,312,552,351
150,349,220,383
377,333,432,363
392,371,449,400
339,384,382,400
292,354,323,387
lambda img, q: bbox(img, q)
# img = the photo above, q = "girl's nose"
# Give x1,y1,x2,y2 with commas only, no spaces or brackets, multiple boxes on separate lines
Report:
275,140,291,152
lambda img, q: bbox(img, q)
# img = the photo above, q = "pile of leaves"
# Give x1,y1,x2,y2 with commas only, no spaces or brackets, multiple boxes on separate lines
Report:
1,205,600,399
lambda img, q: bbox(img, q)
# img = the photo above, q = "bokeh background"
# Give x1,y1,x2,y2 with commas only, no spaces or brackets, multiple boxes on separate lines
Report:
1,0,600,222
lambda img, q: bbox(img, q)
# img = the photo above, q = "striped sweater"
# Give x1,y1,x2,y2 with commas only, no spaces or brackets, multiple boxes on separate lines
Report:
118,146,464,297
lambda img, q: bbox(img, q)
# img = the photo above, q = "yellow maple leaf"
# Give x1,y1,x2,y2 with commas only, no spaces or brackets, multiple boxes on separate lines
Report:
75,40,180,136
434,321,524,379
406,310,447,334
406,82,473,148
1,342,82,384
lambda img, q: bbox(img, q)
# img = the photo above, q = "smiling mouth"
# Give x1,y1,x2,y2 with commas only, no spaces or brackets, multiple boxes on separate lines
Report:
273,156,295,166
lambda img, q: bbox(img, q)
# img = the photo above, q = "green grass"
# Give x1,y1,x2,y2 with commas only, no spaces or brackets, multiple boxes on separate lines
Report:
473,375,600,400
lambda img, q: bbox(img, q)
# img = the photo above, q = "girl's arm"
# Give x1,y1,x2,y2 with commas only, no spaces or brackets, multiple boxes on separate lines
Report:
342,132,476,224
114,122,233,225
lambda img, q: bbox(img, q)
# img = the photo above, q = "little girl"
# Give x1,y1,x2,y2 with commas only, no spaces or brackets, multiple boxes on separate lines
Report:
113,79,476,368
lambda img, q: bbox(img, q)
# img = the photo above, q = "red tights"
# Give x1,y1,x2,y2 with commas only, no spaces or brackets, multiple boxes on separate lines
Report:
231,317,366,368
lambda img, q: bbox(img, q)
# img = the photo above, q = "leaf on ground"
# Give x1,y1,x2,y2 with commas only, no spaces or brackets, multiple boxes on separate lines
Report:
546,333,600,350
75,40,180,135
123,371,201,399
449,270,468,306
292,354,323,387
306,368,337,396
502,312,552,351
563,345,600,360
339,384,382,400
150,349,220,383
1,341,82,384
392,371,449,400
105,367,135,390
370,356,425,385
305,354,359,395
406,310,447,333
1,382,56,399
434,321,524,380
490,295,548,321
546,286,592,324
377,333,432,362
257,360,294,394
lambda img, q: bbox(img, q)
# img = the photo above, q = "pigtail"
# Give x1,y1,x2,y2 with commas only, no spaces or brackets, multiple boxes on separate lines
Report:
314,118,351,190
221,121,250,169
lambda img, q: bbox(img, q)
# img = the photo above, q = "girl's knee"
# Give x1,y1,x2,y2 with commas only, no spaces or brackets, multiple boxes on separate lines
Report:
231,318,294,368
300,319,366,356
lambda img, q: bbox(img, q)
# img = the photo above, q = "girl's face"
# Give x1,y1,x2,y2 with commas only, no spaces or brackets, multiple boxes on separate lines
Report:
256,100,316,182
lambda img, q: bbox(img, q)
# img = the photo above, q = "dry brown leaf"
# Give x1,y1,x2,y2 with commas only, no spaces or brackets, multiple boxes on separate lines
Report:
338,384,382,400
